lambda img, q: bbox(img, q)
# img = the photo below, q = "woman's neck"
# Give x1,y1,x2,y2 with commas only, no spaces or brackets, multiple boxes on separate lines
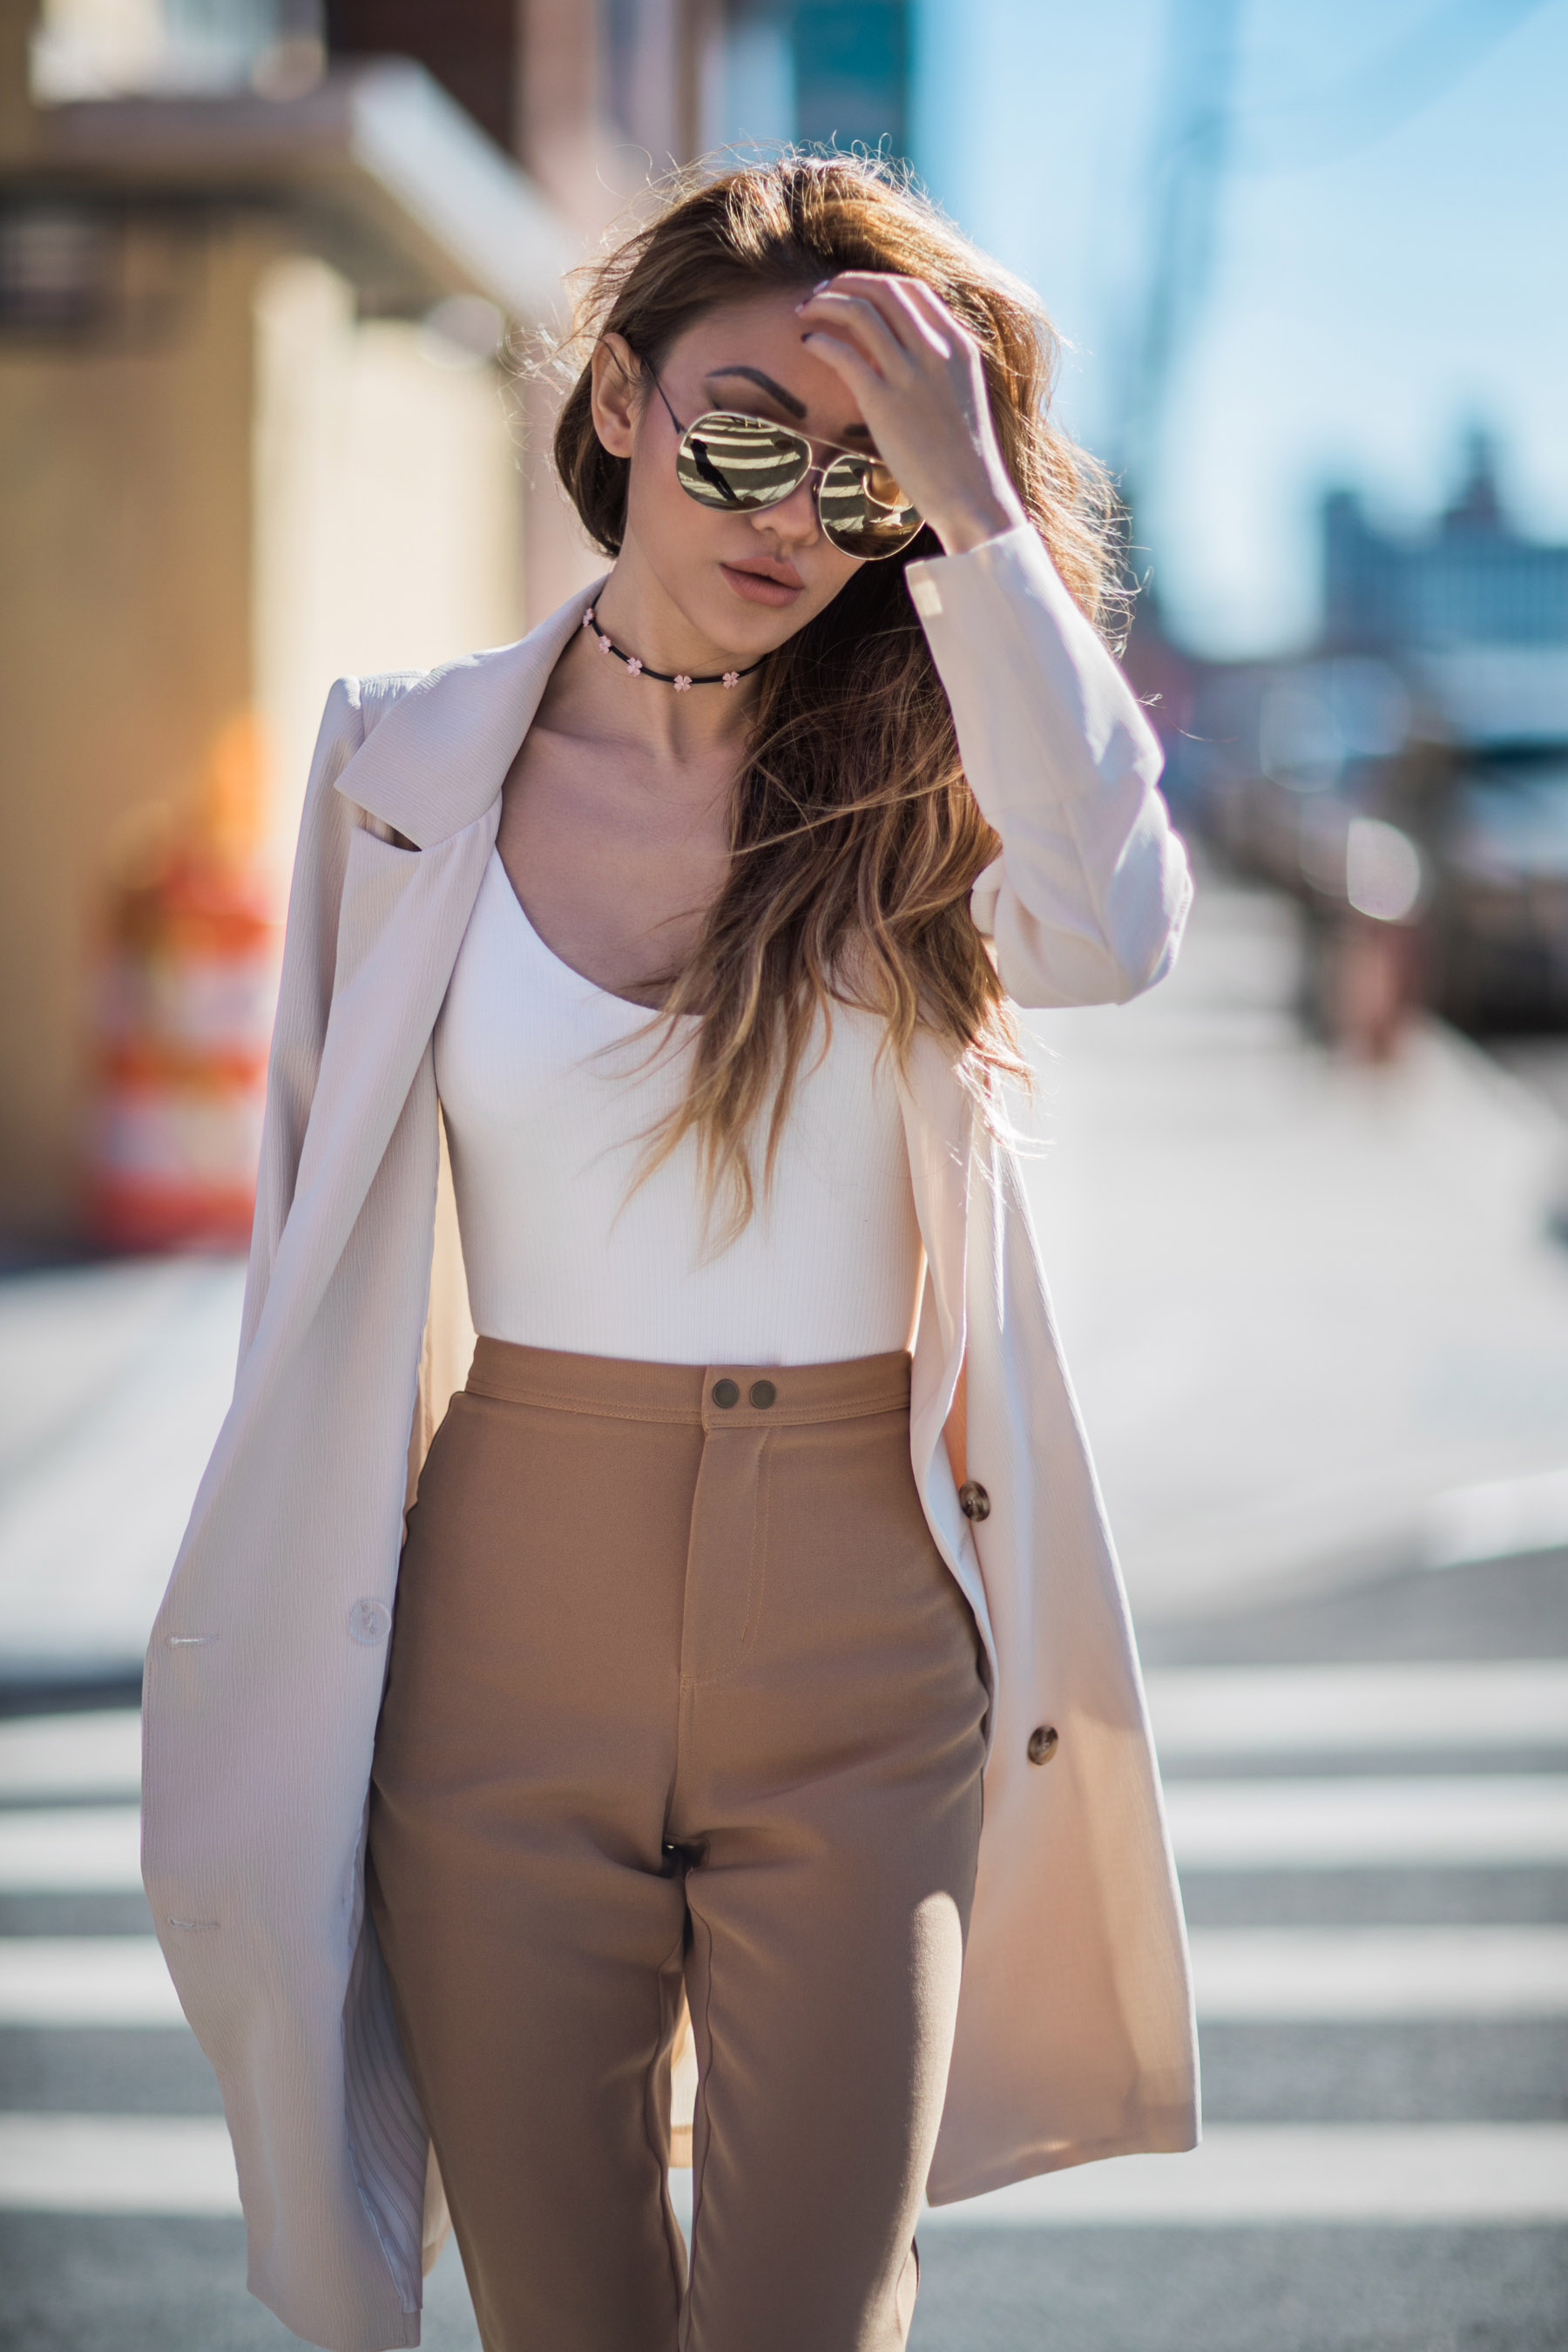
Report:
546,547,762,762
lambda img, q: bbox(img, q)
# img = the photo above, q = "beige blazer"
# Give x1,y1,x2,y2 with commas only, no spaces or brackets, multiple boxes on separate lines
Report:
142,525,1199,2352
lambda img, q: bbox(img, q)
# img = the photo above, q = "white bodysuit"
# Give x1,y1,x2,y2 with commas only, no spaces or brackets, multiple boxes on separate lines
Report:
433,848,924,1365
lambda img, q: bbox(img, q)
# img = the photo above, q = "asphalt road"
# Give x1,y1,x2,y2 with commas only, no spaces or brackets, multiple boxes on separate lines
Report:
3,1540,1565,2352
909,1544,1568,2352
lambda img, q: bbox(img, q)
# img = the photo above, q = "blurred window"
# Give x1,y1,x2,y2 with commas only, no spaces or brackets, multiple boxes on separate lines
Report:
31,0,323,102
0,206,111,331
1452,755,1568,885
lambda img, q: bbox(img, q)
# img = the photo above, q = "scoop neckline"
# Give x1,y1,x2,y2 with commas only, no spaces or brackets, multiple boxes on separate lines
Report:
489,849,700,1024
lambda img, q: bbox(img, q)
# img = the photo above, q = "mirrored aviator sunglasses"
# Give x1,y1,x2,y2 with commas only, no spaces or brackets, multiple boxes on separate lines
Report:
674,410,924,561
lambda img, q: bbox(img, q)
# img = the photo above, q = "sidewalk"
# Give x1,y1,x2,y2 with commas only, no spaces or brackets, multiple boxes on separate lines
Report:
1024,876,1568,1622
0,1256,243,1680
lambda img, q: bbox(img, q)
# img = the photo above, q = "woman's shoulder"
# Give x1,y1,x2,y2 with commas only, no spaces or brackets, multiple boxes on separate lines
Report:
293,670,430,865
334,628,564,752
308,668,428,768
353,667,430,740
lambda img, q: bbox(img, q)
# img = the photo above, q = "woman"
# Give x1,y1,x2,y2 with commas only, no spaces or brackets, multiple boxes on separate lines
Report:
143,156,1198,2352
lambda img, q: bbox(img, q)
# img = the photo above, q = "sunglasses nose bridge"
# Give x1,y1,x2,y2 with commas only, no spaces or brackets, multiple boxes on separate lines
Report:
774,434,826,507
747,464,825,544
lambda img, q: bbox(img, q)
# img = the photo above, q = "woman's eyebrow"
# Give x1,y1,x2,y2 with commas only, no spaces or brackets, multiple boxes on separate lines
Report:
703,365,807,416
703,365,873,442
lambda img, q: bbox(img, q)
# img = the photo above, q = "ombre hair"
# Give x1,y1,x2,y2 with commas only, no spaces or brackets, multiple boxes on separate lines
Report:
549,152,1126,1235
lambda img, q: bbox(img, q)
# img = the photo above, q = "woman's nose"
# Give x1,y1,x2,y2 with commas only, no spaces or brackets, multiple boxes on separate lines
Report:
752,475,821,547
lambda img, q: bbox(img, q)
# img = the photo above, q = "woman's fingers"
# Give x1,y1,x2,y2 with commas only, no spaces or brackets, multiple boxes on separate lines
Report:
799,270,1022,556
825,273,964,358
805,274,956,367
795,287,910,382
902,277,975,354
799,325,880,400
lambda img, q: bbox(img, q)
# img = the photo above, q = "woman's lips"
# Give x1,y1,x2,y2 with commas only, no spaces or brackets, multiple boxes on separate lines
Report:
720,562,803,607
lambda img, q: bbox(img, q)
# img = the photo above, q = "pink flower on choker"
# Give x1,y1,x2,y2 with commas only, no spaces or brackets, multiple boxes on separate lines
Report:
581,609,594,629
598,632,612,652
625,657,643,677
672,674,693,693
721,672,740,689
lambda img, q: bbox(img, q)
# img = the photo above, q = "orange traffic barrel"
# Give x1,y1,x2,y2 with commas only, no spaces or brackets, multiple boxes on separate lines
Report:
89,716,280,1252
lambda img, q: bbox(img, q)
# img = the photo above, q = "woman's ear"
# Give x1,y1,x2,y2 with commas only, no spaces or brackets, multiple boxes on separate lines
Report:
590,333,641,459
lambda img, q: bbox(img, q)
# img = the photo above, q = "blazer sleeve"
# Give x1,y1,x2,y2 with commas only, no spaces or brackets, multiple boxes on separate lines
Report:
906,524,1193,1009
236,678,366,1368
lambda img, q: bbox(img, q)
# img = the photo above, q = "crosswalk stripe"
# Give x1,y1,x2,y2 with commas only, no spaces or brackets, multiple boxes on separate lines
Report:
1166,1775,1568,1869
4,1927,1566,2029
2,2116,1562,2223
3,1673,1565,1807
3,1670,1565,1809
922,2126,1568,2227
0,2114,239,2213
0,1712,141,1800
0,1806,141,1890
2,1671,1566,1819
0,1937,184,2025
1146,1662,1568,1759
1186,1926,1568,2017
4,1778,1568,1892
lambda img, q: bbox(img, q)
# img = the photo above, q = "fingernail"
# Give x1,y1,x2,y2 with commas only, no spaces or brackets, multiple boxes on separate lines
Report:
814,278,830,290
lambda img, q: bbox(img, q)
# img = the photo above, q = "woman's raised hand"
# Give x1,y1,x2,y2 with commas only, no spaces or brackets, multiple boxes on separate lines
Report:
796,274,1030,557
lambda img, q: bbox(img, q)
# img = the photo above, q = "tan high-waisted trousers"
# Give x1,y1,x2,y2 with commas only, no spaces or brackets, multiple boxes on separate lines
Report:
367,1339,989,2352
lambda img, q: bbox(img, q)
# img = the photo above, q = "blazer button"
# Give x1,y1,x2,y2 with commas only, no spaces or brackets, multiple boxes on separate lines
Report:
1027,1724,1059,1766
958,1481,990,1522
712,1379,740,1409
348,1598,391,1646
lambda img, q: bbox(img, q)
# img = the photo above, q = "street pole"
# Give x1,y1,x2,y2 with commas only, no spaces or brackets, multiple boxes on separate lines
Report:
1116,0,1240,547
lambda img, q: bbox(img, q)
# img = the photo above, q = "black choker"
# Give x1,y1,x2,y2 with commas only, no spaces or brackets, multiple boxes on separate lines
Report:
581,605,765,692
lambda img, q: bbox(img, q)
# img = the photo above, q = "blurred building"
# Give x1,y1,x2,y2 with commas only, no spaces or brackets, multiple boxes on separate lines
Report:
1173,432,1568,1034
0,0,562,1245
1173,429,1568,825
712,0,909,156
1324,429,1568,655
0,0,911,1249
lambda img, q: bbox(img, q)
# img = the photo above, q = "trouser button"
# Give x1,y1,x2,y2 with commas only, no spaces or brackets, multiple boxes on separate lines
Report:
749,1380,777,1409
712,1379,740,1409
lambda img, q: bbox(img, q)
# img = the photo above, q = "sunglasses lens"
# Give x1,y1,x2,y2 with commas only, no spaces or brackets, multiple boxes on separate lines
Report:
818,454,923,558
676,414,812,510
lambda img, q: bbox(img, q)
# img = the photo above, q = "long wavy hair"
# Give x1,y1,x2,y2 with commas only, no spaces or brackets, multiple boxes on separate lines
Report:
549,152,1125,1236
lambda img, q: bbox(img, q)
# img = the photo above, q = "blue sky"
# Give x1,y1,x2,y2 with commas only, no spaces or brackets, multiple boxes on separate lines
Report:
909,0,1568,658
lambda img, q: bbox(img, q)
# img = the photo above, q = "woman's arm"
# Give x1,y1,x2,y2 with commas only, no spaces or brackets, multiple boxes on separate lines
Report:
796,273,1193,1010
907,525,1193,1009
